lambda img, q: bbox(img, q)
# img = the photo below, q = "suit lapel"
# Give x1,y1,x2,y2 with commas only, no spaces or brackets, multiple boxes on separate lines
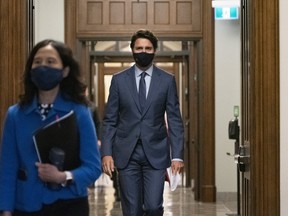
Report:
142,66,162,115
125,66,142,113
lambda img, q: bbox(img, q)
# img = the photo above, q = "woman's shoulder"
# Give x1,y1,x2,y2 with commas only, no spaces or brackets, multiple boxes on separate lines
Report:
57,93,88,109
2,104,25,123
70,102,90,116
6,103,22,115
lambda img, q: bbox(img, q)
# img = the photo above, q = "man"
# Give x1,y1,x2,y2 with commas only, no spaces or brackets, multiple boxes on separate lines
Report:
101,29,184,216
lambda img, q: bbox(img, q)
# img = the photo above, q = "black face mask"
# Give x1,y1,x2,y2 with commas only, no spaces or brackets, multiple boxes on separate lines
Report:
133,52,155,68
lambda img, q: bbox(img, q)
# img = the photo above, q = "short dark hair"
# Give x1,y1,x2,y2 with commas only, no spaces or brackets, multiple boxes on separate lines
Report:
130,29,158,50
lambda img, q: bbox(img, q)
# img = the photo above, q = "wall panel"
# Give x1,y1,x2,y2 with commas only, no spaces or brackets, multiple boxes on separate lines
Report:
0,0,30,134
76,0,202,39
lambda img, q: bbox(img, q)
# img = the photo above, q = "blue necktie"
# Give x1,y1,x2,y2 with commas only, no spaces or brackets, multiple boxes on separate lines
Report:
139,72,147,112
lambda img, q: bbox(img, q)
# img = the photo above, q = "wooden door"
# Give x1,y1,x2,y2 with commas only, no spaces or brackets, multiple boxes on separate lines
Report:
187,41,199,199
0,0,33,134
240,0,280,215
240,0,252,214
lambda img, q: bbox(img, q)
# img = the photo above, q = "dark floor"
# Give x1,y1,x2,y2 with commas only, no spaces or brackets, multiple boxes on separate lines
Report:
88,174,237,216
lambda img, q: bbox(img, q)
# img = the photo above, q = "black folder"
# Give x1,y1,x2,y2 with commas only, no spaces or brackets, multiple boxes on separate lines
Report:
33,111,80,170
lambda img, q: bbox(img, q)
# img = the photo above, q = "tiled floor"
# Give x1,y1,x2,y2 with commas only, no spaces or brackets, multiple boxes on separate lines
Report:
88,174,237,216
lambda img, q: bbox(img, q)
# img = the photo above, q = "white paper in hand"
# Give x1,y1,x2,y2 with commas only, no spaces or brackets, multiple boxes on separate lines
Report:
166,167,181,191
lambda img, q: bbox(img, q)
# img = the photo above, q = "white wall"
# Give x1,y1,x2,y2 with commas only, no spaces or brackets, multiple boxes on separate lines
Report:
34,0,64,44
280,0,288,215
215,19,241,192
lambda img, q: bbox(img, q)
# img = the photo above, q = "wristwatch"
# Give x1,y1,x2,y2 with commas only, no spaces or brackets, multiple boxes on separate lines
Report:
61,171,73,187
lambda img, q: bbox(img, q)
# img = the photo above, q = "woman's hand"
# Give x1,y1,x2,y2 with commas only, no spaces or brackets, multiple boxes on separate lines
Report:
35,162,66,184
1,211,12,216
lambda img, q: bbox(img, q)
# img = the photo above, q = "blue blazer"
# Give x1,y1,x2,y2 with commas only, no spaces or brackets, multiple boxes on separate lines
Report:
0,93,102,212
101,65,184,169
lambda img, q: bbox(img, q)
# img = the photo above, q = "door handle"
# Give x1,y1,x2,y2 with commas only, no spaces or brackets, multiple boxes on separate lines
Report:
234,146,250,172
234,154,250,164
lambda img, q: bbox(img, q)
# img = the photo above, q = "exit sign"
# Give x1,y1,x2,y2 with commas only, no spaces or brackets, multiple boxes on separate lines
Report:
215,7,239,20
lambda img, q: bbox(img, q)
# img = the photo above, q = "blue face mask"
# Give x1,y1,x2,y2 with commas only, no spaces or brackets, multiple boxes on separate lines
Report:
31,66,64,91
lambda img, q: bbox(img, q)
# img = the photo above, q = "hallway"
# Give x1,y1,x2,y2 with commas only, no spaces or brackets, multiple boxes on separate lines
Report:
88,175,237,216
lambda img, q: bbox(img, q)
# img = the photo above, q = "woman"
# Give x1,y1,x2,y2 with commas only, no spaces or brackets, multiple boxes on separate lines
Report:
0,39,101,216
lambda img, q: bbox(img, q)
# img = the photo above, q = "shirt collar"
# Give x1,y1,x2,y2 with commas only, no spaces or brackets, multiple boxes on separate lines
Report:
135,65,153,77
24,92,74,115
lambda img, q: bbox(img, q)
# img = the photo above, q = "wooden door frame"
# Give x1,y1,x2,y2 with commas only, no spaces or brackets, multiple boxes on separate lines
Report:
241,0,279,215
0,0,33,134
247,0,279,215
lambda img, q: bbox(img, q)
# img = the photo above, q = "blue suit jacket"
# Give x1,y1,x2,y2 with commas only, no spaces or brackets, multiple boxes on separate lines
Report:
101,65,184,169
0,93,102,212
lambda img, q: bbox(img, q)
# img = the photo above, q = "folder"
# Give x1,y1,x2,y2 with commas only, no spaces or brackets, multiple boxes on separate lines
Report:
165,167,181,191
33,110,80,170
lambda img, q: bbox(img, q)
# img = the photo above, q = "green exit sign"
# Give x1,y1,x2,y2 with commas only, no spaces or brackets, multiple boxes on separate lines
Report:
215,7,239,20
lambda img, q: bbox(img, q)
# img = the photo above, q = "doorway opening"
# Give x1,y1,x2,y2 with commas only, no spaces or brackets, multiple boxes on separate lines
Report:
86,40,196,190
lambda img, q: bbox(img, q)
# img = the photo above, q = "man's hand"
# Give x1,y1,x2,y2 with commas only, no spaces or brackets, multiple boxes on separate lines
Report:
171,161,184,175
102,156,115,177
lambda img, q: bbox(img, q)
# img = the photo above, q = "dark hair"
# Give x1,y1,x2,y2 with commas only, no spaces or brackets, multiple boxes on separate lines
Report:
130,29,158,50
19,39,89,106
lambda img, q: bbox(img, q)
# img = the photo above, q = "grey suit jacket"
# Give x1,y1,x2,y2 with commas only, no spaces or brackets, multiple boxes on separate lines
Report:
101,65,184,169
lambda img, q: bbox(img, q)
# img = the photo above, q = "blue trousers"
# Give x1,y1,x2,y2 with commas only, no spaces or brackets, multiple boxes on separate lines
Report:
118,141,166,216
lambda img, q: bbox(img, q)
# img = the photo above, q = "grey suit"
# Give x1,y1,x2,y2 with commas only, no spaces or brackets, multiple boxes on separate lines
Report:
101,64,184,215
